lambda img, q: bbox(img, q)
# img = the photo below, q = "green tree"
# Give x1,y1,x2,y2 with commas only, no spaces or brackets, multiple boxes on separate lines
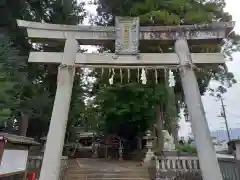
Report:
0,0,86,138
88,0,239,150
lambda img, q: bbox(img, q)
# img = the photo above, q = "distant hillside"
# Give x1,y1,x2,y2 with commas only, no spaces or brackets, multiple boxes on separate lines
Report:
211,128,240,141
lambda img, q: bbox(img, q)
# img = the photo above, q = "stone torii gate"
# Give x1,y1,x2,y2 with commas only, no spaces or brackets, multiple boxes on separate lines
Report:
17,17,234,180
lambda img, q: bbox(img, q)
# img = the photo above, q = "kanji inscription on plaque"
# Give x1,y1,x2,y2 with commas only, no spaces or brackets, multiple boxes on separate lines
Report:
115,16,139,55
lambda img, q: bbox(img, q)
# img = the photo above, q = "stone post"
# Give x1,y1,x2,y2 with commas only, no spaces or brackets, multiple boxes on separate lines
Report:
92,141,99,158
137,136,142,150
235,140,240,180
234,140,240,160
118,141,123,160
175,38,223,180
39,38,78,180
0,136,6,164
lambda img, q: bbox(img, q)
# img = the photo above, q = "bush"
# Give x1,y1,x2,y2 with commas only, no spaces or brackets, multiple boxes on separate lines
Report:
176,144,197,154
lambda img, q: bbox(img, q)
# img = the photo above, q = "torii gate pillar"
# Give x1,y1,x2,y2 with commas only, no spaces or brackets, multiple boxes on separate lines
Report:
39,38,78,180
175,39,223,180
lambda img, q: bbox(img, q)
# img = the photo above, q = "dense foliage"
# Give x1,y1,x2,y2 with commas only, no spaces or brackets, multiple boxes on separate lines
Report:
86,0,239,143
0,0,86,138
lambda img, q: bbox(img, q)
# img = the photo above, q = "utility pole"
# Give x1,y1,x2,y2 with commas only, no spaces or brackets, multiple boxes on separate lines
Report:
218,95,231,142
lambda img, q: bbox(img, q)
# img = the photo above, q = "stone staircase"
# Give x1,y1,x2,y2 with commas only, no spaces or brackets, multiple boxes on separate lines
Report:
64,159,150,180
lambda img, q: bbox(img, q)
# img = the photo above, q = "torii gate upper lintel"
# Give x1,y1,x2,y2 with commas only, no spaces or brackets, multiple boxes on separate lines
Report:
17,17,234,180
17,18,234,45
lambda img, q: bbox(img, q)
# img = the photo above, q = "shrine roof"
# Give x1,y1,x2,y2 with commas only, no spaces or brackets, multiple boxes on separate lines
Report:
0,133,40,146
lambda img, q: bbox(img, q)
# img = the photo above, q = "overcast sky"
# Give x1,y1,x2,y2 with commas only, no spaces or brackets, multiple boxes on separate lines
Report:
179,1,240,137
83,1,240,137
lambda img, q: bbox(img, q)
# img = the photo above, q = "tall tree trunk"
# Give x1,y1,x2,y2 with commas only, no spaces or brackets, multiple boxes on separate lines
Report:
171,122,178,144
156,104,164,154
165,68,179,144
84,119,89,132
137,136,142,149
19,112,30,136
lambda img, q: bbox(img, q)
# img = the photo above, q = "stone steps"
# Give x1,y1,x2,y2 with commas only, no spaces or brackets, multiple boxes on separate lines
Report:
65,175,148,180
64,159,149,180
65,174,149,179
66,177,146,180
68,178,146,179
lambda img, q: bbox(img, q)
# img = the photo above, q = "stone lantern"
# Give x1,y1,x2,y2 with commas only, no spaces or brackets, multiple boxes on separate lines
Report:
143,130,155,165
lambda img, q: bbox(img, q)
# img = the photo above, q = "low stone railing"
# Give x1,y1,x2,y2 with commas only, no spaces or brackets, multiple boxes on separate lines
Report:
27,156,68,180
155,156,240,180
157,156,200,172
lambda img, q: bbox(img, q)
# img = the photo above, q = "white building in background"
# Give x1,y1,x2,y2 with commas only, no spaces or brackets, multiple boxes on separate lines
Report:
187,136,234,158
211,137,234,158
212,137,228,152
